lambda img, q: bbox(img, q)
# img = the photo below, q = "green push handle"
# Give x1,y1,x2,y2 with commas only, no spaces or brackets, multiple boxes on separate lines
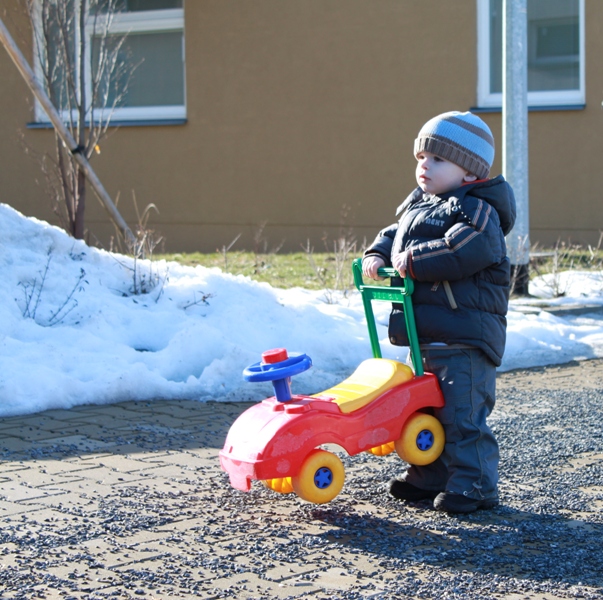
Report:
352,258,424,376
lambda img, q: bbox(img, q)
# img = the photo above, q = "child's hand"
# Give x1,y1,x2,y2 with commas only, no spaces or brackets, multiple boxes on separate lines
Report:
392,251,410,277
362,255,385,280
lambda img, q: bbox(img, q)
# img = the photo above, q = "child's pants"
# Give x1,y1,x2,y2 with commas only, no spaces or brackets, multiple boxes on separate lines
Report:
403,346,499,500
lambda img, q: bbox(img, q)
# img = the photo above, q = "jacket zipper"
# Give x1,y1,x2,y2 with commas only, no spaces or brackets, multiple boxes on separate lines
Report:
432,281,458,309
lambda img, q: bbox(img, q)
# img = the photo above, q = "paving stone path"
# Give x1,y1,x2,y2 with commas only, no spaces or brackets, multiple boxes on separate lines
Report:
1,359,602,599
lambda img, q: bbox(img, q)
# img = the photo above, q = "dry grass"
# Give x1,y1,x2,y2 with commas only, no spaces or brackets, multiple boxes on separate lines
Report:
158,239,603,297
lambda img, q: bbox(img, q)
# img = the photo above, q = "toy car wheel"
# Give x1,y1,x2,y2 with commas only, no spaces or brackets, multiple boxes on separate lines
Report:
292,449,345,504
366,441,396,456
263,477,294,494
395,412,445,466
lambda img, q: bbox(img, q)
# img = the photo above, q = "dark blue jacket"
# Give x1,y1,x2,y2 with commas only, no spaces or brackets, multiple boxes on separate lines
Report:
365,175,516,366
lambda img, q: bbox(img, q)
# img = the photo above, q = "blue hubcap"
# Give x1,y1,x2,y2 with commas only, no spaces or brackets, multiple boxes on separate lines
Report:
416,429,434,451
314,467,333,489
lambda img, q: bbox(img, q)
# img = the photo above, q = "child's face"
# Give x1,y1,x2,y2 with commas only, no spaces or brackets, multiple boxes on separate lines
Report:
415,151,476,195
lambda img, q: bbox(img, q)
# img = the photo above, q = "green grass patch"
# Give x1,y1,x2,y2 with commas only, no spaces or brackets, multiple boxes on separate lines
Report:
529,243,603,275
157,242,603,296
156,251,360,291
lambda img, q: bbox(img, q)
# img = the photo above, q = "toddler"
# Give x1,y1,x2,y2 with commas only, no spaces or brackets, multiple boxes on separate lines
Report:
363,111,516,514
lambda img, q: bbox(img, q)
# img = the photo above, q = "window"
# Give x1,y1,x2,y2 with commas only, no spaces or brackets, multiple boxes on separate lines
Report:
477,0,584,108
34,0,185,123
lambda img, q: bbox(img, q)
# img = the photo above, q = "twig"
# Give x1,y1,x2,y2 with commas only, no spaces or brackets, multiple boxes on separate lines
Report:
220,234,241,270
19,250,52,319
182,291,214,310
47,267,86,325
153,267,170,304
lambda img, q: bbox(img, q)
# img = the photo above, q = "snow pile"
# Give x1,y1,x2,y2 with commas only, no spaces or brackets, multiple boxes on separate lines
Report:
1,203,602,417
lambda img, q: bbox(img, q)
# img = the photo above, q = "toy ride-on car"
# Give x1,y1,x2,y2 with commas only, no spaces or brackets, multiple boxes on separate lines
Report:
219,258,445,504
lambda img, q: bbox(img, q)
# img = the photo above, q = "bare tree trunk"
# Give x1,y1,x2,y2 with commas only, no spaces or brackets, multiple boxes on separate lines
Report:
74,167,86,239
73,0,87,240
56,136,74,233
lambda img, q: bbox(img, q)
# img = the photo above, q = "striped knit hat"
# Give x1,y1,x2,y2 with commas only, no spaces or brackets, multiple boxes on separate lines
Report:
414,111,495,180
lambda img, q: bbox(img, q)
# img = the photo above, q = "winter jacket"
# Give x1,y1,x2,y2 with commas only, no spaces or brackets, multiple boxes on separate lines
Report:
365,175,517,366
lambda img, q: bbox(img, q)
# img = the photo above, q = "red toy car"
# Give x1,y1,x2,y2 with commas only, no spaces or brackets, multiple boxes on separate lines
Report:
219,259,445,504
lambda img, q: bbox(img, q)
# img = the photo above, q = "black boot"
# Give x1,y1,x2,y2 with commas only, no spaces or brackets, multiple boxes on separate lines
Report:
388,479,440,501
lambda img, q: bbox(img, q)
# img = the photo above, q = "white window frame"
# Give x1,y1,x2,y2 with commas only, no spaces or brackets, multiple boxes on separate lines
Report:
476,0,585,108
34,4,185,123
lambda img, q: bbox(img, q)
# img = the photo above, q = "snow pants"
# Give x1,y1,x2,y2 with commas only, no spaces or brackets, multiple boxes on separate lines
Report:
403,347,499,500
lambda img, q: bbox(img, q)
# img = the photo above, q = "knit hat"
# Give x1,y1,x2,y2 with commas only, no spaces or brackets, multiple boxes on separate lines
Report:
414,111,495,180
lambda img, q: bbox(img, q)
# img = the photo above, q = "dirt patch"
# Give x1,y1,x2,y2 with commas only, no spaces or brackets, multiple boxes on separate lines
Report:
497,358,603,391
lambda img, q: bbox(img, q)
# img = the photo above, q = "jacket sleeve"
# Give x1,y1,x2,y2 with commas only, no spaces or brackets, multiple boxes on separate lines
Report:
363,223,398,266
408,197,506,282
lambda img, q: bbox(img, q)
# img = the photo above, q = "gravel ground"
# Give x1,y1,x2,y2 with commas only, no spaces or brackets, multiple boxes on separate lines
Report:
0,359,602,599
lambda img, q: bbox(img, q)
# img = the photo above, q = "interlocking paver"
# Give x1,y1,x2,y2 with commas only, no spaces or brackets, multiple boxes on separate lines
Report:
9,468,85,487
1,482,65,502
0,499,45,516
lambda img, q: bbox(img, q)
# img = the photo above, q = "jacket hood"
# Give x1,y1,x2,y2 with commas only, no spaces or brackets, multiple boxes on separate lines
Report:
459,175,517,236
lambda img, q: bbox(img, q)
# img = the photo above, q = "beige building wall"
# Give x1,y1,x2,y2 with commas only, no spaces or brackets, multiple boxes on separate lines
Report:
1,1,602,253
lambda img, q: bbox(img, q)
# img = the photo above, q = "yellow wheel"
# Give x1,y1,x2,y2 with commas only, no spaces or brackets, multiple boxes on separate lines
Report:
366,441,396,456
263,477,294,494
395,412,445,466
292,449,345,504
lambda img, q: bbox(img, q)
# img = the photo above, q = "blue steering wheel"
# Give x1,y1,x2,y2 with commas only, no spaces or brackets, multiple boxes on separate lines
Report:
243,352,312,402
243,353,312,382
